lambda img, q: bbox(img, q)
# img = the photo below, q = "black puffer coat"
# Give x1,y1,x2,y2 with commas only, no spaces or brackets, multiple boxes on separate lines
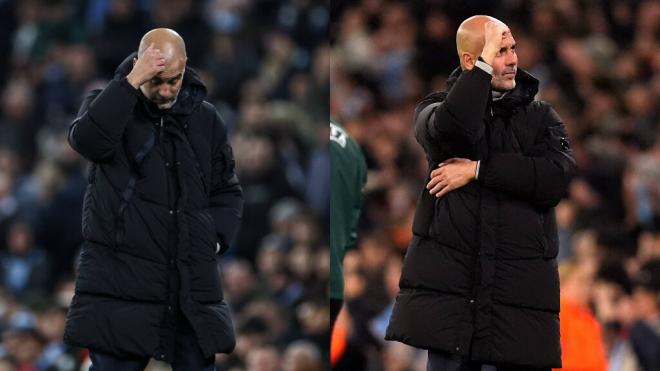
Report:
63,54,243,361
386,67,576,368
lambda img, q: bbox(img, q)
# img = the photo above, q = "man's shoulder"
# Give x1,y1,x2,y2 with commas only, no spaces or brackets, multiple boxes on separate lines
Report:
526,100,553,115
330,123,367,175
330,123,360,153
199,100,217,116
197,100,225,126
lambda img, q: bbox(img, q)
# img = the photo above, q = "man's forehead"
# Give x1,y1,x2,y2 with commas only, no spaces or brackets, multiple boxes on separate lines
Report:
156,70,184,79
157,59,185,79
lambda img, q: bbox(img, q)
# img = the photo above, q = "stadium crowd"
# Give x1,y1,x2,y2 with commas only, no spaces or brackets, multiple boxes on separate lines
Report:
330,1,659,370
0,0,329,370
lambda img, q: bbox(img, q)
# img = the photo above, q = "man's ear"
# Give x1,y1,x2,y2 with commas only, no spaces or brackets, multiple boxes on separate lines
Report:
462,53,475,70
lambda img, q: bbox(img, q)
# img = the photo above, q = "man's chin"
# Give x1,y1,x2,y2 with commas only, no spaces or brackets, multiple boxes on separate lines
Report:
493,81,516,92
156,101,174,109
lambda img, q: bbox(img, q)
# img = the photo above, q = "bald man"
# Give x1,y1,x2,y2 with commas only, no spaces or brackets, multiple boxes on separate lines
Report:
386,16,575,371
63,28,244,371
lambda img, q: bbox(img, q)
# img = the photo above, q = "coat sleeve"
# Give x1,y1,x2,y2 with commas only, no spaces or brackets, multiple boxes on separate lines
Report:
414,67,492,162
209,109,244,254
478,105,577,209
68,77,139,162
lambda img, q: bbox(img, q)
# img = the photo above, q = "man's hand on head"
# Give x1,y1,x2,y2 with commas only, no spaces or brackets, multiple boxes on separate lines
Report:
480,21,510,66
427,158,478,198
126,43,166,89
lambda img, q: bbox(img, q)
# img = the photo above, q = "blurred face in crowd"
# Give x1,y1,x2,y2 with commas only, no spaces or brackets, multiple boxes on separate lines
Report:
457,16,518,91
0,359,15,371
632,287,659,320
36,308,66,341
282,342,322,371
246,346,281,371
8,223,33,256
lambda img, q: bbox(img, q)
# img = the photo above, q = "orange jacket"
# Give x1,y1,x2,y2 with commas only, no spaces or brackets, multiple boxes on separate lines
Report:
554,296,608,371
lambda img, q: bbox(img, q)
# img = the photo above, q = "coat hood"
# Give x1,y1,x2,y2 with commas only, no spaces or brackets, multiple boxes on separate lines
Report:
114,52,207,116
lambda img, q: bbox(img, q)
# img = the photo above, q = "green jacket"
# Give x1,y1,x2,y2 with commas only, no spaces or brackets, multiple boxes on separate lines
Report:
330,122,367,300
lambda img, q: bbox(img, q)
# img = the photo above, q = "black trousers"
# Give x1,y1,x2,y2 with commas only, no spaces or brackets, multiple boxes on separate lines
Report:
89,312,215,371
427,350,551,371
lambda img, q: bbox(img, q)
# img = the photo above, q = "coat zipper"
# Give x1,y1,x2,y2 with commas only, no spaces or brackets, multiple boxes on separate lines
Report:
159,116,164,143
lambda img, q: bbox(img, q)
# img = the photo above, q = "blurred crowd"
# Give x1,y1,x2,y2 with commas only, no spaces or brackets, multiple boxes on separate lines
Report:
330,0,659,370
0,0,329,370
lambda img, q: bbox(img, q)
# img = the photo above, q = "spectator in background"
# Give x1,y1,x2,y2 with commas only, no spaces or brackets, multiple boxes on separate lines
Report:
0,223,50,305
0,78,37,170
329,122,367,330
91,0,151,77
245,344,281,371
34,305,77,371
282,340,323,371
0,358,15,371
0,172,18,252
629,260,660,371
557,261,609,371
2,328,46,371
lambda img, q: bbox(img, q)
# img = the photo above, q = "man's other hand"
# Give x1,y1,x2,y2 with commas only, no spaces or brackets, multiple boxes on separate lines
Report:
427,158,478,198
126,43,166,89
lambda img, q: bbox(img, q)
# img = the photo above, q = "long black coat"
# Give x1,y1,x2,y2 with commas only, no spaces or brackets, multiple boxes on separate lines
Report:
63,54,243,362
385,67,576,368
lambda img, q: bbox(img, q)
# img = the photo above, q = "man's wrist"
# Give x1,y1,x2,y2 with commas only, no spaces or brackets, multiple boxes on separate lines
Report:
474,160,481,180
479,50,496,66
126,74,141,90
475,57,493,75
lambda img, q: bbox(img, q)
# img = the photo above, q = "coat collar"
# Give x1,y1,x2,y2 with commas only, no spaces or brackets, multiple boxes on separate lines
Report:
114,53,208,118
424,66,539,113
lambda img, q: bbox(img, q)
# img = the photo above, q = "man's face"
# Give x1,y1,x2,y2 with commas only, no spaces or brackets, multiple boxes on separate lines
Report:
489,32,518,91
139,58,185,109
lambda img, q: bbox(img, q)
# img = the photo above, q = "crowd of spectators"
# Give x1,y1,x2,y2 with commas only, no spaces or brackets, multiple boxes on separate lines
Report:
330,1,659,370
0,0,329,370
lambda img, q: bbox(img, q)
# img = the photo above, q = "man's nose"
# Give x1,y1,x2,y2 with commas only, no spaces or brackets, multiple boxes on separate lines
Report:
158,85,172,97
506,50,517,66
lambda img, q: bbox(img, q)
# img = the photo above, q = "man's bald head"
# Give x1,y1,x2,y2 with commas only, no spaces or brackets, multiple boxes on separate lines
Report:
456,15,506,67
138,28,187,62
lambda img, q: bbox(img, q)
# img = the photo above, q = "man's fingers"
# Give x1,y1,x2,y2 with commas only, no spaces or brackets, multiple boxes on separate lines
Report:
430,167,445,178
435,184,453,198
429,181,446,195
426,174,443,189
